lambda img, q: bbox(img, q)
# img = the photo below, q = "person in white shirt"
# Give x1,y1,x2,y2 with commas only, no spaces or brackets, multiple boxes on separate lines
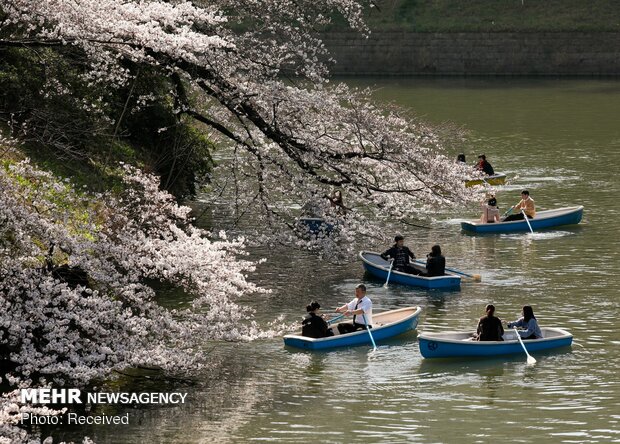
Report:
335,284,373,335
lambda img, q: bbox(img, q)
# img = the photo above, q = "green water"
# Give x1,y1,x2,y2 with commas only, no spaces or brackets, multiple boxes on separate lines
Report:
62,79,620,443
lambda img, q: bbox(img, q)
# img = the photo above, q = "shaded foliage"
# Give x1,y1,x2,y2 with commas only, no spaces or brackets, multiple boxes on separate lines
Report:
0,46,213,199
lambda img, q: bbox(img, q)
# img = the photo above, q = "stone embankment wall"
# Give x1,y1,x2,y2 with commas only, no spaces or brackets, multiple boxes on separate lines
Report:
323,32,620,76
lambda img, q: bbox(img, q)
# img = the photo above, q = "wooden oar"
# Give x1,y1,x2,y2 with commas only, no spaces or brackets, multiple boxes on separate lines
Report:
522,210,534,234
514,328,537,364
384,259,394,288
362,314,377,351
414,259,481,282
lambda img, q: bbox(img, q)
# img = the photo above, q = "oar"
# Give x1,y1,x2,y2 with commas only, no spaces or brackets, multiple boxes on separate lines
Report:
514,328,536,364
327,314,344,325
413,259,481,282
521,210,534,234
444,266,481,282
362,314,377,351
501,206,514,219
384,259,394,288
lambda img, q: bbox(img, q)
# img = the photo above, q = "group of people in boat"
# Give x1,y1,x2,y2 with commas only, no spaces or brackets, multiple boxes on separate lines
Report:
480,189,536,223
380,235,446,277
458,153,495,176
301,284,372,338
473,304,542,341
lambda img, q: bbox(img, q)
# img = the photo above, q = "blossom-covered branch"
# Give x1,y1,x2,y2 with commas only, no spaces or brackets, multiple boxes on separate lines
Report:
1,0,479,255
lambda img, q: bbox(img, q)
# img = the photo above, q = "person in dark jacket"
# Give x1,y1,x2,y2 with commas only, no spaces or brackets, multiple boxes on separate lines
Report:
423,245,445,277
474,304,504,341
301,301,333,338
476,154,495,176
380,235,420,275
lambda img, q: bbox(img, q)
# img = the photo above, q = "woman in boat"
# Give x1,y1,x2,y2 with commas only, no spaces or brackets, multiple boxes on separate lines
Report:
328,190,350,215
503,190,536,222
474,304,504,341
456,153,466,163
301,301,333,338
507,305,543,339
480,196,500,223
422,245,445,277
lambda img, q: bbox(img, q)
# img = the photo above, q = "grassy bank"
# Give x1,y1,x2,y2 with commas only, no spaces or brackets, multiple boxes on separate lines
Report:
359,0,620,32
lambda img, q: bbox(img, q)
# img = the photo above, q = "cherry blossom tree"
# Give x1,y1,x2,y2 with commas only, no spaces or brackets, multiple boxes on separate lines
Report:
0,148,272,441
0,0,479,255
0,2,485,440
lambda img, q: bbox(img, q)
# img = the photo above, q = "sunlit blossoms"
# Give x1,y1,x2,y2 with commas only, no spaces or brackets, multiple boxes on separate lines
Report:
1,0,480,257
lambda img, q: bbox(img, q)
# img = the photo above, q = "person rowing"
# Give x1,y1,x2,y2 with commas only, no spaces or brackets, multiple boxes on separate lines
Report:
476,154,495,176
380,235,420,275
503,190,535,222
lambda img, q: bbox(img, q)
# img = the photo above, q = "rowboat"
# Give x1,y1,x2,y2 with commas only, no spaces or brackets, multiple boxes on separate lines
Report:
360,251,461,289
465,173,507,187
283,306,422,350
296,217,334,236
418,327,573,359
461,205,583,234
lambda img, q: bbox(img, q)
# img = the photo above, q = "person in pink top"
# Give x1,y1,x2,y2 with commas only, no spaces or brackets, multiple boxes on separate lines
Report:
480,196,500,223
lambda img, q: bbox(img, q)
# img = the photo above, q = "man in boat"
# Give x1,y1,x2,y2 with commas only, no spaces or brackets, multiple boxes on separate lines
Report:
474,304,504,341
476,154,495,176
503,190,536,222
335,284,373,335
381,235,421,275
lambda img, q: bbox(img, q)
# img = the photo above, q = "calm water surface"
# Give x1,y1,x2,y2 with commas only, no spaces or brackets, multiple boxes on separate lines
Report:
69,79,620,443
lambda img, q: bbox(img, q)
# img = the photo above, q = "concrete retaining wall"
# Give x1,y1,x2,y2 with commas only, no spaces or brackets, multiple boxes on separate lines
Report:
323,32,620,76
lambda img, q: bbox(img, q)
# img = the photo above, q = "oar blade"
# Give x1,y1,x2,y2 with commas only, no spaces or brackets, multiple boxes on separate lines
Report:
527,355,537,365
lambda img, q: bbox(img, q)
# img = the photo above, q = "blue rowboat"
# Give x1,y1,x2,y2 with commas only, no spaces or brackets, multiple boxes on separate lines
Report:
418,327,573,359
465,173,507,187
296,217,334,236
283,306,422,350
360,251,461,289
461,205,583,234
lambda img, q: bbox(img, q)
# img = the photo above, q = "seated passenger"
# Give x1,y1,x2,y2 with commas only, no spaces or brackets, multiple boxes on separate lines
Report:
381,235,421,275
474,304,504,341
507,305,542,340
301,301,333,338
480,197,500,223
422,245,445,277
